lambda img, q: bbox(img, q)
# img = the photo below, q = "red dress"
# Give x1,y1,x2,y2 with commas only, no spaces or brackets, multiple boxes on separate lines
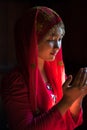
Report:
1,67,83,130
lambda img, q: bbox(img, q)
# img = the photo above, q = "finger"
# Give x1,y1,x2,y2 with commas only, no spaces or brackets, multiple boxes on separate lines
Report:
82,68,87,86
63,75,72,89
79,68,87,87
72,68,83,86
81,85,87,97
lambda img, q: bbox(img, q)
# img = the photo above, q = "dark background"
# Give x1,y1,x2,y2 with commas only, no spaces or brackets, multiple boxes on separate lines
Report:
0,0,87,129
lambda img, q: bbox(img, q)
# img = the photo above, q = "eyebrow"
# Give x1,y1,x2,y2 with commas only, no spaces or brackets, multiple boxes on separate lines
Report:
50,33,63,38
49,33,59,38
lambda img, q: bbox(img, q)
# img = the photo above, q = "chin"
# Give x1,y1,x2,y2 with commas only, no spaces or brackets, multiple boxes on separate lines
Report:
47,56,56,61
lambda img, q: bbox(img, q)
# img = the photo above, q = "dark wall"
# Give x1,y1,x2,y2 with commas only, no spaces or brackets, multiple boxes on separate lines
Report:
0,1,87,129
0,0,87,76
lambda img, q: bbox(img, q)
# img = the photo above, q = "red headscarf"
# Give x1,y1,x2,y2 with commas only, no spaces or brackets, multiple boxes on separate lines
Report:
14,6,65,113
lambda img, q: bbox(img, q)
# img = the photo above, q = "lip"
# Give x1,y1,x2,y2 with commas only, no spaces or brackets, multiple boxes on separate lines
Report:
50,52,57,56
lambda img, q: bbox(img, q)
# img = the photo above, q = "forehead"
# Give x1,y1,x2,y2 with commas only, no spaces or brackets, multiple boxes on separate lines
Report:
48,24,65,38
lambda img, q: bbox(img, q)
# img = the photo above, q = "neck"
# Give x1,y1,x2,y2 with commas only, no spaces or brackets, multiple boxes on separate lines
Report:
38,57,48,83
38,57,44,72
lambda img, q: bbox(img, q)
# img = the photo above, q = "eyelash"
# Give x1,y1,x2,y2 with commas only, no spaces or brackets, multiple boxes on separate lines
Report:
47,38,61,42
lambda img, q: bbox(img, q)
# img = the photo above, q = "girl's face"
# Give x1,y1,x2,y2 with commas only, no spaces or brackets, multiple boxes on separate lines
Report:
38,27,63,61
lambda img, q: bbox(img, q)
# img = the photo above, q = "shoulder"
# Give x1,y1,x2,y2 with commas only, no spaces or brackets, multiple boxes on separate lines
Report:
1,68,29,108
1,67,26,91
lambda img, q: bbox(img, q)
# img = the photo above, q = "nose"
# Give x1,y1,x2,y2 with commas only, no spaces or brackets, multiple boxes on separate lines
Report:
54,39,62,49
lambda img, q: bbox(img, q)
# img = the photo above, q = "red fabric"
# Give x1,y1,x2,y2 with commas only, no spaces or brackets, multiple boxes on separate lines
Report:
1,7,83,130
14,6,63,112
2,69,82,130
1,69,83,130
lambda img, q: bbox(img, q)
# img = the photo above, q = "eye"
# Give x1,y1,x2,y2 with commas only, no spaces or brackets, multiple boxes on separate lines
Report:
47,39,54,42
58,38,62,42
46,40,55,47
46,39,55,44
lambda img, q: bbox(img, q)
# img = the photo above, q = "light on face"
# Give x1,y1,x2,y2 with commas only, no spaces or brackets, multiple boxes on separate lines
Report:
48,41,54,48
47,39,62,49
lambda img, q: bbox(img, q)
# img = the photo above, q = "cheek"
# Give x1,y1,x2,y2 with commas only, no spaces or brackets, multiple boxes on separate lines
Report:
38,47,49,57
38,45,51,58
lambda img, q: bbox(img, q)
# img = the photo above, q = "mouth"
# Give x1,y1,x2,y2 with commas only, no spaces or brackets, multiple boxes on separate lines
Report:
50,52,57,56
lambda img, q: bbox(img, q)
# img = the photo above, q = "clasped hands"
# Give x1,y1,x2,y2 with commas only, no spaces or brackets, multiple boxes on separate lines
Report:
63,67,87,105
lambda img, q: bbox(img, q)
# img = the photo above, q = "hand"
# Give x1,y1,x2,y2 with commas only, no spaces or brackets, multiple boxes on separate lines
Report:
54,68,87,115
62,68,87,106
